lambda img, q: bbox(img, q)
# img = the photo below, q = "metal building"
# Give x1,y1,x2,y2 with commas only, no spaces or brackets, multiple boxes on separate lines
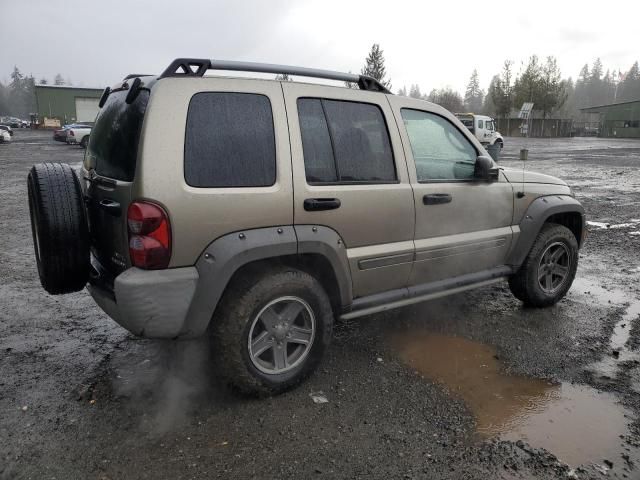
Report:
580,100,640,138
35,85,103,126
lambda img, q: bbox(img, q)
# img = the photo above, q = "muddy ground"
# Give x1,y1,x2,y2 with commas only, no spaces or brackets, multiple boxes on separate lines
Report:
1,131,639,480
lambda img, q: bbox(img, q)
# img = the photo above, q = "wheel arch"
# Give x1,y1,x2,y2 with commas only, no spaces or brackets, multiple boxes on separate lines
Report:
507,195,585,268
179,225,352,338
545,211,583,246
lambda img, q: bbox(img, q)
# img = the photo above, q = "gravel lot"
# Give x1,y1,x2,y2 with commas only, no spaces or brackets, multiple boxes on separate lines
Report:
1,130,640,479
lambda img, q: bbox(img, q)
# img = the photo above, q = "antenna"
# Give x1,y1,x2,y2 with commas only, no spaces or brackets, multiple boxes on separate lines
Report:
517,102,534,198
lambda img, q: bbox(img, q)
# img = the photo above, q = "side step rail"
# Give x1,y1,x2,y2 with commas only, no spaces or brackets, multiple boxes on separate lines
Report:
341,266,513,320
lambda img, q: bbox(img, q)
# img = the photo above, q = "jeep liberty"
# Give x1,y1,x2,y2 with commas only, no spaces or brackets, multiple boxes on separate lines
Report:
27,58,585,394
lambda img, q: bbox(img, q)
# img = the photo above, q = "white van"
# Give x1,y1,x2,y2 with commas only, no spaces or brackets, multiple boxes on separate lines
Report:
455,113,503,148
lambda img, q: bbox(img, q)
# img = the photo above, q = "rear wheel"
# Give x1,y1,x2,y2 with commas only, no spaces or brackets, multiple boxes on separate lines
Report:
27,163,90,294
211,268,333,395
508,223,578,307
80,135,89,148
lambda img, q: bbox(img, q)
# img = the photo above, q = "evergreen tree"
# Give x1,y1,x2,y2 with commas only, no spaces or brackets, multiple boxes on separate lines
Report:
10,66,24,91
573,64,590,108
275,73,291,81
490,61,514,119
557,77,577,118
3,67,37,117
54,74,65,86
602,70,617,104
0,83,9,116
397,86,407,96
513,55,543,110
361,44,391,89
587,58,605,105
484,75,500,116
39,78,48,85
427,88,463,113
618,61,640,102
538,56,567,120
463,69,484,112
409,84,423,99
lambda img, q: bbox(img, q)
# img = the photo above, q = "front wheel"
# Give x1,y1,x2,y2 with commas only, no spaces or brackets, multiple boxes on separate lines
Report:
211,268,333,395
508,223,578,307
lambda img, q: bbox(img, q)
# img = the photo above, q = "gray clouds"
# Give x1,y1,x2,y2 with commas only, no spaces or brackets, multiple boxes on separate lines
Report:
1,0,638,92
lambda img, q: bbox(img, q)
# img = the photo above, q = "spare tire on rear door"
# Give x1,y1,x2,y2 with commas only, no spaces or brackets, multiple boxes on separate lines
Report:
27,163,90,294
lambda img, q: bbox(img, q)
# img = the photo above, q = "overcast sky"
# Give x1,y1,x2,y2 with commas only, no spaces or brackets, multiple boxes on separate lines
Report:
1,0,638,93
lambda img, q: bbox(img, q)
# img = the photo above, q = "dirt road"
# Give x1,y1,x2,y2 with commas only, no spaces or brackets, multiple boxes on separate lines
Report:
1,131,639,479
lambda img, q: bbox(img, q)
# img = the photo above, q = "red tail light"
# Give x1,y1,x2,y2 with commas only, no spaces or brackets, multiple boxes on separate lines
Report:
127,201,171,269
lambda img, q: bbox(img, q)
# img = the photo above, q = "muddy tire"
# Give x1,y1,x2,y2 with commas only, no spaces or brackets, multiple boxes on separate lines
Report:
80,135,89,149
508,223,578,307
27,163,90,294
210,268,333,395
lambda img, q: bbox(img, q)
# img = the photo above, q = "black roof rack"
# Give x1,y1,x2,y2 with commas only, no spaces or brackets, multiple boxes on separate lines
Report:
123,73,153,80
158,58,391,94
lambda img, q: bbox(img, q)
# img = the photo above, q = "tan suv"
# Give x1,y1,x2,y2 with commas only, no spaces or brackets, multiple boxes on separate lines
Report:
27,58,585,394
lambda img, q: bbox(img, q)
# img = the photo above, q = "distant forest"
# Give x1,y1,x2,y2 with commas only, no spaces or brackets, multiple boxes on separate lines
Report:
399,57,640,120
2,48,640,120
0,69,69,119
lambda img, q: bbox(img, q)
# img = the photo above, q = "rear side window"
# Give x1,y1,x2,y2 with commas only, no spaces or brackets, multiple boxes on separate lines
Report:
88,89,149,181
185,93,276,188
297,98,396,184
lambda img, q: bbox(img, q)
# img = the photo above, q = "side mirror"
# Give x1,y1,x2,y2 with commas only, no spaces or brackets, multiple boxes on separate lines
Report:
474,155,500,181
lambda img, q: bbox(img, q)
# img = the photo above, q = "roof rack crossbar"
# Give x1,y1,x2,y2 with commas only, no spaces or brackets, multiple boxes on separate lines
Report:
123,74,153,80
159,58,391,93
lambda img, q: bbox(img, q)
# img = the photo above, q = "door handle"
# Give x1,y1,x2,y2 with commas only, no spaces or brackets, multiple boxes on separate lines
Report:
423,193,452,205
99,198,121,217
304,198,341,211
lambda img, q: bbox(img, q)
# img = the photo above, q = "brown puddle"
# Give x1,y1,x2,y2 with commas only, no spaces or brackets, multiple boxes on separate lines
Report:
392,332,632,468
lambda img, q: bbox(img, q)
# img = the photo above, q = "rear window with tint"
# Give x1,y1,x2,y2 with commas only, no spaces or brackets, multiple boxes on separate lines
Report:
184,93,276,188
88,89,149,181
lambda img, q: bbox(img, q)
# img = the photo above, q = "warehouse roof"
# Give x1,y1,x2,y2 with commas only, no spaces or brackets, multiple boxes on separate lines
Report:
35,84,103,91
580,99,640,112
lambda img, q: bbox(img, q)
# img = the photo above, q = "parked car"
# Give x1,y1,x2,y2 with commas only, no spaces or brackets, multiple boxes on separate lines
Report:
52,124,87,143
0,129,10,143
27,58,585,395
0,125,14,137
455,113,504,148
53,126,69,142
65,124,92,147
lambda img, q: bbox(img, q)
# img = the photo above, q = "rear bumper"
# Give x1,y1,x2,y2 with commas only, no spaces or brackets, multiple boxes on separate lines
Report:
88,266,199,338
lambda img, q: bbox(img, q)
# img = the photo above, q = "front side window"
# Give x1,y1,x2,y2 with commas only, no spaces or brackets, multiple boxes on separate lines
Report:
184,92,276,188
401,109,477,181
477,119,484,129
297,98,396,184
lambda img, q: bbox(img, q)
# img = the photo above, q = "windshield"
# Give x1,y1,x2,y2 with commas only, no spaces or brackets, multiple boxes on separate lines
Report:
85,88,149,181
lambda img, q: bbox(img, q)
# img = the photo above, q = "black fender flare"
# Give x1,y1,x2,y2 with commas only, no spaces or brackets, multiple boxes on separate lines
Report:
180,225,352,337
507,195,585,267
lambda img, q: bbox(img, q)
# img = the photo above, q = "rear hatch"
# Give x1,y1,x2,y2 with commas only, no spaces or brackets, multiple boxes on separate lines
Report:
83,81,151,282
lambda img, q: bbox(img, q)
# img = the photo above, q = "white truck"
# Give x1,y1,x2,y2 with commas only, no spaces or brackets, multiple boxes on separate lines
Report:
455,113,503,148
65,125,92,148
